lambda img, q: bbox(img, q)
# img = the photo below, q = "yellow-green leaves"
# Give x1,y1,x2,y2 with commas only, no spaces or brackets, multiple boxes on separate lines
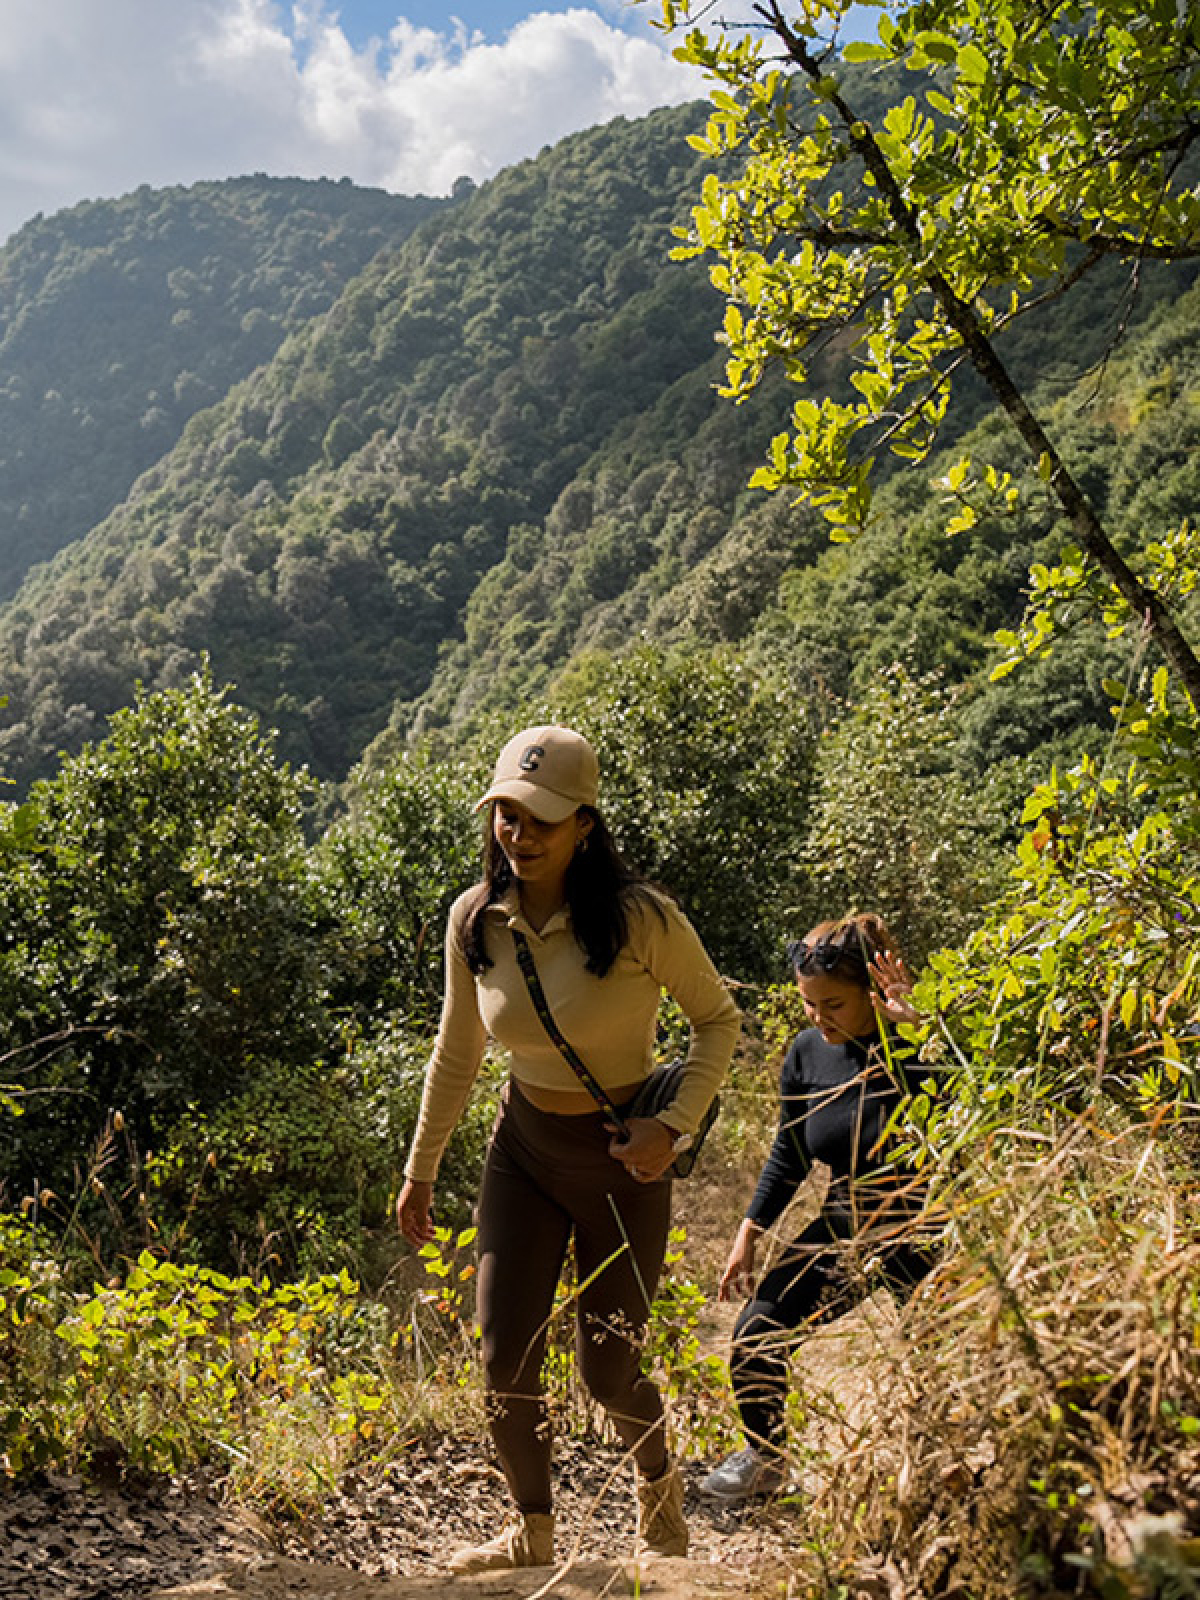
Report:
956,41,990,84
4,1255,382,1480
657,0,1200,557
914,32,958,68
992,520,1200,686
925,714,1200,1116
843,40,891,63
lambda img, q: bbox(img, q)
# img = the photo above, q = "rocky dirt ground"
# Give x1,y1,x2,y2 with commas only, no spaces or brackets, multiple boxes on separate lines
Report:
0,1146,801,1600
0,1436,799,1600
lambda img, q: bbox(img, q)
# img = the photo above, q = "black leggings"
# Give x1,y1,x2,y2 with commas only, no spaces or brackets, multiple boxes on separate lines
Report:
476,1080,672,1514
732,1212,934,1448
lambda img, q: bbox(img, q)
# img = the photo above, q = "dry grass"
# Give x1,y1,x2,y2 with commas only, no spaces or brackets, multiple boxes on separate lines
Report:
674,1036,781,1283
17,1027,1190,1599
218,1052,1200,1594
754,1112,1200,1598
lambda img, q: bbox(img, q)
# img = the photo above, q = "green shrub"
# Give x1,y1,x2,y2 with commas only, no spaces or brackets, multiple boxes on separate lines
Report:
920,688,1199,1117
0,1233,411,1497
765,672,1200,1596
0,673,328,1206
801,666,1008,962
317,747,480,1031
549,643,815,979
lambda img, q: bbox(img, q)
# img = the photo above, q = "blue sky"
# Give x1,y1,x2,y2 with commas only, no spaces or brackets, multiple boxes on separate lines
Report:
0,2,878,245
325,1,876,49
332,3,643,45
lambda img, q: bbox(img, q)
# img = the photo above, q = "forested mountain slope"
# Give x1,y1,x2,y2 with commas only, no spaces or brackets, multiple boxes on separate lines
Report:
0,177,443,598
393,264,1200,776
0,106,726,785
0,97,1195,792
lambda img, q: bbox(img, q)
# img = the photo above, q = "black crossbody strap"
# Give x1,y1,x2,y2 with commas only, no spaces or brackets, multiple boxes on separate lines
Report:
511,928,629,1133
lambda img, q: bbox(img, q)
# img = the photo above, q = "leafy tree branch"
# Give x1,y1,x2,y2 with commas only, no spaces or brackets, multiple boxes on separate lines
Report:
653,0,1200,701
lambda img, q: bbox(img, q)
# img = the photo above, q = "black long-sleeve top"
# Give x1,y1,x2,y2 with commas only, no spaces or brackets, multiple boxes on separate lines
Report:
747,1027,921,1233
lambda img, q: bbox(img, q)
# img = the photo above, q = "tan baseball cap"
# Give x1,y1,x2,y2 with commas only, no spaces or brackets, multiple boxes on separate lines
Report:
475,725,599,823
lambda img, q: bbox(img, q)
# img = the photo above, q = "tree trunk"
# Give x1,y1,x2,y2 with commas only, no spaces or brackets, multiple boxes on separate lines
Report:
927,284,1200,707
773,11,1200,705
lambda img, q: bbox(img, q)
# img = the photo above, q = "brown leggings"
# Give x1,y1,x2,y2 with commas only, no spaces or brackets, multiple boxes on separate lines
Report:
475,1080,672,1514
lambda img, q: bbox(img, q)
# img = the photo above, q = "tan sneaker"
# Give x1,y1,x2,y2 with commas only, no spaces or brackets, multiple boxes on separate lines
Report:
636,1461,688,1558
447,1511,555,1573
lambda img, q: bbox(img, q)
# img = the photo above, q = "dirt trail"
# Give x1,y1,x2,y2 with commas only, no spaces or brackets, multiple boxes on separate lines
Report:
152,1553,756,1600
0,1440,793,1600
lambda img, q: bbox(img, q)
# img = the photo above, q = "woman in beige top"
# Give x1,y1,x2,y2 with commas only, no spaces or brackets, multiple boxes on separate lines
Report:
397,724,739,1573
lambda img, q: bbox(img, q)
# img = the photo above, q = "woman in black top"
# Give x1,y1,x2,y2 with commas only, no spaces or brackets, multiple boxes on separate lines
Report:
701,912,931,1500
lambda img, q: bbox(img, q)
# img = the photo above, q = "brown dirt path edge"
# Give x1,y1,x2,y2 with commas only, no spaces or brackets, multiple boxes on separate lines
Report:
0,1440,795,1600
151,1553,760,1600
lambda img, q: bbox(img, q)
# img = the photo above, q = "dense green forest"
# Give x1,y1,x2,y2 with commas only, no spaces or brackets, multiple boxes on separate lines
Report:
0,16,1198,1591
0,177,444,602
0,95,1195,792
0,53,1196,1274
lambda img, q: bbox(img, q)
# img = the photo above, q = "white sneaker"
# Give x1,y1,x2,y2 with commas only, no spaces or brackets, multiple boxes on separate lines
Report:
699,1446,784,1501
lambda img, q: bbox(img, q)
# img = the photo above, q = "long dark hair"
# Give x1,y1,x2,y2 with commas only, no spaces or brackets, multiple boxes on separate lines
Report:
462,805,663,977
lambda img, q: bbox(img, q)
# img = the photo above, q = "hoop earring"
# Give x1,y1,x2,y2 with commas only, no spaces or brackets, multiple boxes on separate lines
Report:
576,836,590,855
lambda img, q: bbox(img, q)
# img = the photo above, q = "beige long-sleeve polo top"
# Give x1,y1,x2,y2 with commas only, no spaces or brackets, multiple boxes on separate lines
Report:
404,884,740,1183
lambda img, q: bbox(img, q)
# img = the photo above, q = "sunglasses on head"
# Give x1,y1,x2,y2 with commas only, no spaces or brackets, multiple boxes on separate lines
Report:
787,934,871,976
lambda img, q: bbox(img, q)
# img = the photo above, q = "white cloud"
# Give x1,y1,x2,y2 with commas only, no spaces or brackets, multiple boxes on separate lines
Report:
363,11,697,190
0,1,697,245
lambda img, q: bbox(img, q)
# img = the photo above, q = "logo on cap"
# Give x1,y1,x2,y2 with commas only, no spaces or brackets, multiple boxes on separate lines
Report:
474,724,599,822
